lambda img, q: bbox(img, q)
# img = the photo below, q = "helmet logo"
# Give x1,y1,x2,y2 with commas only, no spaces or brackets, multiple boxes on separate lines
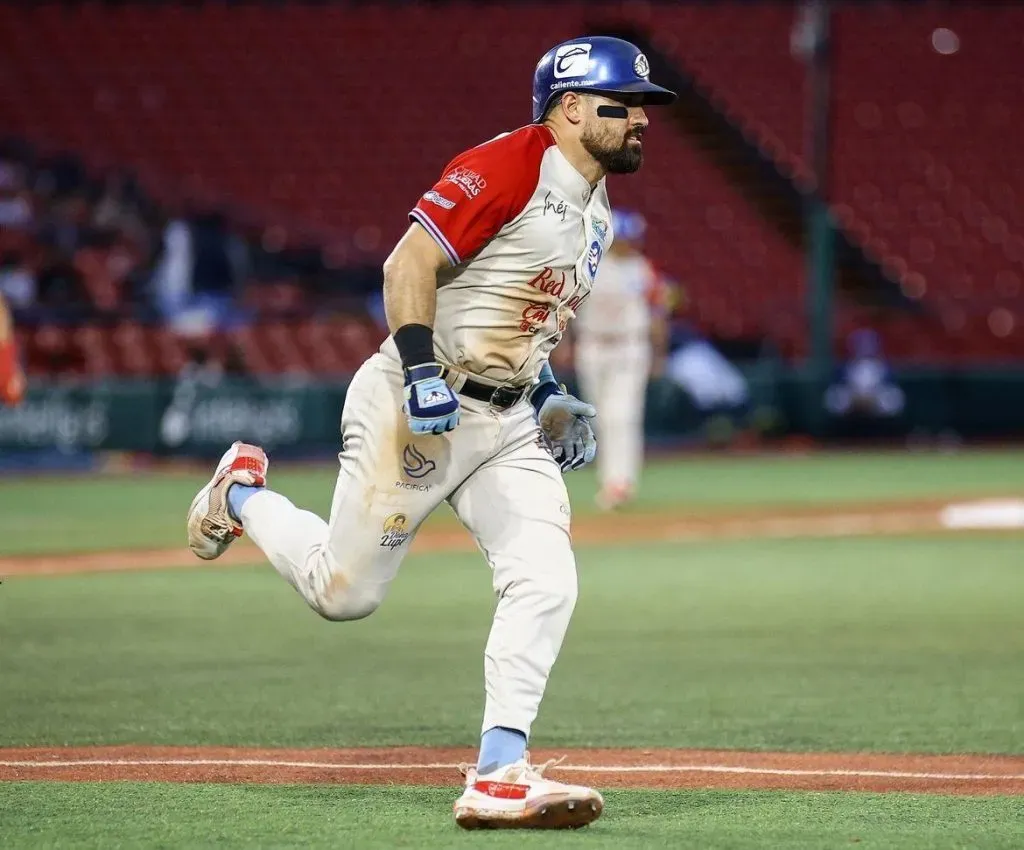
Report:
554,43,593,78
633,53,651,79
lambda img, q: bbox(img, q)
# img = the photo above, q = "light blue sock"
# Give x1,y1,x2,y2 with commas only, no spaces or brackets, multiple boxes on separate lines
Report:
227,484,263,523
477,726,527,773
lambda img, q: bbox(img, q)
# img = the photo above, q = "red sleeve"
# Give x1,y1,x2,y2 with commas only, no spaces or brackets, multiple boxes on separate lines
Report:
409,126,554,265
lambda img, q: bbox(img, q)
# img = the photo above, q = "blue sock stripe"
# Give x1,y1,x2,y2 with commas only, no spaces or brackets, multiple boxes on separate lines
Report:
227,484,263,523
477,726,527,773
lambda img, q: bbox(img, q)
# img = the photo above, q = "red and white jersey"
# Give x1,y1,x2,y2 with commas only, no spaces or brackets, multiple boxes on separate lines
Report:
397,124,613,387
573,252,664,347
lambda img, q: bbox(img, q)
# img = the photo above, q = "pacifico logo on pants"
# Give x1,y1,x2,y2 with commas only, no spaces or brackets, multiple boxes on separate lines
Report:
402,443,436,479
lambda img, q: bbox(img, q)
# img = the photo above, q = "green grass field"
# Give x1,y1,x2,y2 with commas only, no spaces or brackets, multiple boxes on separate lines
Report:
1,450,1022,847
1,449,1021,556
3,784,1022,849
3,536,1023,752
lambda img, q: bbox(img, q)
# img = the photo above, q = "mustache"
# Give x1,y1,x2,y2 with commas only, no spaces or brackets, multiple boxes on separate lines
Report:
626,128,645,142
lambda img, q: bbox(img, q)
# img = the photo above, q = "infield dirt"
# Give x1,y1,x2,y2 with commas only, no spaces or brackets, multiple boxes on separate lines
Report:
2,746,1022,795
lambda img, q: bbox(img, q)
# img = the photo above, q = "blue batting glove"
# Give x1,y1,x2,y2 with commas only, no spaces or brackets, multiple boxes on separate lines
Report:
402,363,460,435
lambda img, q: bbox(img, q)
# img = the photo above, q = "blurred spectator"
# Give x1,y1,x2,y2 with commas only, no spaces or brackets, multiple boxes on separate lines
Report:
154,209,250,335
150,215,195,320
91,169,142,235
0,140,377,380
73,227,137,314
0,251,35,309
39,190,91,256
35,248,85,314
824,328,905,420
665,322,751,414
0,160,31,229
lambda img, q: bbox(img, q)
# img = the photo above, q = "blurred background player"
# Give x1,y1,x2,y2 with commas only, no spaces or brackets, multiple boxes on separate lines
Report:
0,293,25,406
573,209,669,510
824,327,905,420
824,327,906,440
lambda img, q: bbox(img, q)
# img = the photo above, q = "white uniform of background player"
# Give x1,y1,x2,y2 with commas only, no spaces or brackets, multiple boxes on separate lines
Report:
186,35,676,831
573,209,668,510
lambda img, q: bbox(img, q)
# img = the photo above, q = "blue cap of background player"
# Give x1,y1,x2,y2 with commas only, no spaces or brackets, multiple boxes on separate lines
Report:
532,36,677,123
612,209,647,244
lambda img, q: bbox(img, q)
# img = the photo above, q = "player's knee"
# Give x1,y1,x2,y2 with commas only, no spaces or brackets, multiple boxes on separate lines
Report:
312,583,385,622
309,551,388,622
529,553,578,616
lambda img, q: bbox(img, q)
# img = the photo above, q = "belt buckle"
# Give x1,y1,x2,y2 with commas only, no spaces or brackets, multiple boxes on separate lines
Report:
489,385,523,410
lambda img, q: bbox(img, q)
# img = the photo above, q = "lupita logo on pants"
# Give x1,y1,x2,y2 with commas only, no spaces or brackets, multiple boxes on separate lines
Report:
402,443,436,479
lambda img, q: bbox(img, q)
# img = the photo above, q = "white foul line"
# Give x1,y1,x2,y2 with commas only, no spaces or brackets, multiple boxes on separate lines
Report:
1,759,1022,782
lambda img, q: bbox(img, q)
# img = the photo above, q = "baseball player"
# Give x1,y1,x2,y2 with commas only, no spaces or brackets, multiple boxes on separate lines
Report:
572,209,669,510
0,293,24,405
187,36,675,830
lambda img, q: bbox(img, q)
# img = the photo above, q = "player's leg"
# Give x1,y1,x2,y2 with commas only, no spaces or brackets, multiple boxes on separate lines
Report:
187,352,455,620
0,293,25,406
592,346,619,501
573,340,602,414
597,343,650,507
583,342,645,509
448,404,603,829
574,341,616,499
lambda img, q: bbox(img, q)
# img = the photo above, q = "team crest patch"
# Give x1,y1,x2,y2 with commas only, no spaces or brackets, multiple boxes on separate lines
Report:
586,239,604,279
591,218,609,242
380,513,411,550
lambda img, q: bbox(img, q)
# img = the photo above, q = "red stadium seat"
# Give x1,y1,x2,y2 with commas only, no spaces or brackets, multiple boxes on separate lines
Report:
3,3,1020,363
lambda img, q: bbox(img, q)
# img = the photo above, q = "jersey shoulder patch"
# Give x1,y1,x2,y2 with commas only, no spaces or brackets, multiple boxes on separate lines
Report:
410,126,556,264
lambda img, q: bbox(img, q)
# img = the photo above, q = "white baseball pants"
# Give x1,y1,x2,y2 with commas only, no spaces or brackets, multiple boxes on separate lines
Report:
238,344,577,738
574,339,650,492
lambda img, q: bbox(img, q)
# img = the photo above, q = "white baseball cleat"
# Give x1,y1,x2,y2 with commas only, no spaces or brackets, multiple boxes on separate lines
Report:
595,482,635,512
453,753,603,830
186,441,268,560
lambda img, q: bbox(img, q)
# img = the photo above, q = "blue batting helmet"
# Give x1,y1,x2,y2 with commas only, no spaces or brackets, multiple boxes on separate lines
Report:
532,36,677,123
612,208,647,243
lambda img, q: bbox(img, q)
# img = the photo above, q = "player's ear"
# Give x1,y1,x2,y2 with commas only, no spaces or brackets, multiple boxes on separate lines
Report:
558,92,587,126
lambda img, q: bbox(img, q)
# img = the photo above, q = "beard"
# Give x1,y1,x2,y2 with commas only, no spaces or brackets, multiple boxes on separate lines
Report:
581,124,644,174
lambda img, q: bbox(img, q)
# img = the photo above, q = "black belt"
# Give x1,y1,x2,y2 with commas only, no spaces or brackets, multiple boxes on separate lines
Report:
442,369,529,410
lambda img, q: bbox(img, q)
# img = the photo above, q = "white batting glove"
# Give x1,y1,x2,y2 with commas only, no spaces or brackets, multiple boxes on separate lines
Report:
537,392,598,471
